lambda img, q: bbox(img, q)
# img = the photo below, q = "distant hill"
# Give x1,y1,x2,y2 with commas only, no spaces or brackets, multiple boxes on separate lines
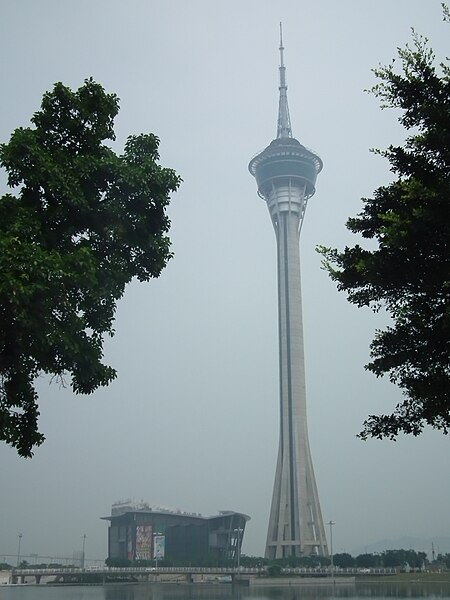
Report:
351,536,450,558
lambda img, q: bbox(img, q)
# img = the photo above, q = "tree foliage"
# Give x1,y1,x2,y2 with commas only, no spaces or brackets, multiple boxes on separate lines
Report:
382,549,427,569
0,79,181,457
355,553,382,568
319,14,450,439
437,553,450,568
333,552,355,568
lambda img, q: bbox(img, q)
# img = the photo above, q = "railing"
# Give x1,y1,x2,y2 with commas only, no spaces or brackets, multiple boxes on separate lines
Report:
12,566,263,576
12,565,396,577
282,567,397,575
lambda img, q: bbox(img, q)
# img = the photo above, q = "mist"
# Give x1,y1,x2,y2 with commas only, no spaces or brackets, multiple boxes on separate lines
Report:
1,0,449,564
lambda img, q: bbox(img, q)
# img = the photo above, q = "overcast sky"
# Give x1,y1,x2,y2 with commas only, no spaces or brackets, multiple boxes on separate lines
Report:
1,0,449,564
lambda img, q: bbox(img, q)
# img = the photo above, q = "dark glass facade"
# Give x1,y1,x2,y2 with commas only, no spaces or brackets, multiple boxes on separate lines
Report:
103,508,249,564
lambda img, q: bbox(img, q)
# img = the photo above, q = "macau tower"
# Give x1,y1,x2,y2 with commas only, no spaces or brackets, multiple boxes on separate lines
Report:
248,26,328,559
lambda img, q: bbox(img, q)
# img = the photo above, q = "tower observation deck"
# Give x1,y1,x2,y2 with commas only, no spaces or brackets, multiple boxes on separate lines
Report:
248,25,328,559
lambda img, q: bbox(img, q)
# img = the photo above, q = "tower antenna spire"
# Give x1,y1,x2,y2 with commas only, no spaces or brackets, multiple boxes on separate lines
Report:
277,22,292,138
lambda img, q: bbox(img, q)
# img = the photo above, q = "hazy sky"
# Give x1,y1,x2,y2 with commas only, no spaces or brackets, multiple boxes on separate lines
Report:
1,0,449,564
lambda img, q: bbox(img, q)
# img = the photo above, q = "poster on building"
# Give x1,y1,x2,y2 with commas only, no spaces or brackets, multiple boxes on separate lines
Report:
135,525,152,560
153,535,165,560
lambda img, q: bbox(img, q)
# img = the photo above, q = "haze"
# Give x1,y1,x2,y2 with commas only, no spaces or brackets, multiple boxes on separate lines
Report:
1,0,449,564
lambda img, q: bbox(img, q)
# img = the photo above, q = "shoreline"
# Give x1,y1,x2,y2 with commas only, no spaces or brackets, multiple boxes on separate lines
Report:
2,571,450,588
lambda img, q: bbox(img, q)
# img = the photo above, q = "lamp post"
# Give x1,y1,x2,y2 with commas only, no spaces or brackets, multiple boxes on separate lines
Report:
17,533,23,567
81,534,87,569
327,521,335,576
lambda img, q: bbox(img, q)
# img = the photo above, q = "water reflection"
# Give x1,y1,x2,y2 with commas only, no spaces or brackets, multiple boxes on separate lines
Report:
103,582,450,600
104,583,236,600
102,581,450,600
2,582,449,600
355,582,450,598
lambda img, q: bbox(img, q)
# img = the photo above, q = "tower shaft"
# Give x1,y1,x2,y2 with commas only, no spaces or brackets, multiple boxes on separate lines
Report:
265,183,327,558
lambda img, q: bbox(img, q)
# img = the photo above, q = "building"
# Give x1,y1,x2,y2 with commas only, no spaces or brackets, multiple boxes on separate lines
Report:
248,27,328,559
103,501,250,564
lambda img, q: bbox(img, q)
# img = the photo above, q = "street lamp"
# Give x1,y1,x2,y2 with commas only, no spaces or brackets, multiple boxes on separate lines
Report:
81,534,87,569
17,533,23,567
327,521,335,576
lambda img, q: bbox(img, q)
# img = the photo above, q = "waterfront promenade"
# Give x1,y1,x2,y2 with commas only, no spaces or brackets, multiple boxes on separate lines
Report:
8,565,395,585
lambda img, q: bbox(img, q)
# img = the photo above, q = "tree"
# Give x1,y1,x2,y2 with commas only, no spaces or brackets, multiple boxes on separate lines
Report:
318,11,450,439
0,79,181,457
355,553,381,568
333,552,355,568
105,557,131,568
266,564,282,577
436,553,450,568
382,549,427,569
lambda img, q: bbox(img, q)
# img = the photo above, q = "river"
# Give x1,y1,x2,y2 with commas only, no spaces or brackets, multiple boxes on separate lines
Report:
1,581,450,600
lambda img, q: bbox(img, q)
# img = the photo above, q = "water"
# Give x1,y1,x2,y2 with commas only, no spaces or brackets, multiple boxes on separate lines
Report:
1,582,450,600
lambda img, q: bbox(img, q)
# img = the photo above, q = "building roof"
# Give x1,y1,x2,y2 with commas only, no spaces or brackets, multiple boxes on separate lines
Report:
101,507,250,523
